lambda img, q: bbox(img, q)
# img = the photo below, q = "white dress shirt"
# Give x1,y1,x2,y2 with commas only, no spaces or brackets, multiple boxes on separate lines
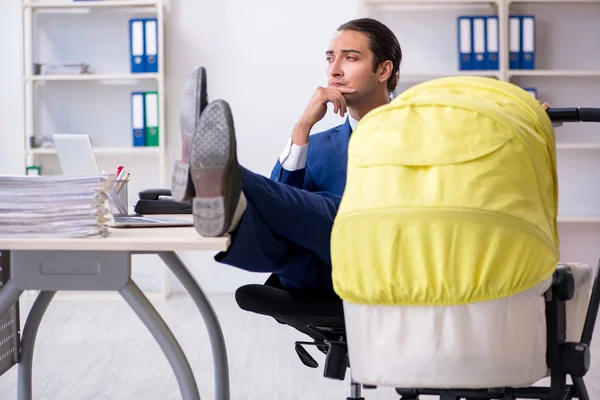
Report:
279,116,359,171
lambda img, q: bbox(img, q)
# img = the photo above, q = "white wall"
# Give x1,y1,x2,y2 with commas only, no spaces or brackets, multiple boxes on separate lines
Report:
3,0,600,294
0,0,24,176
164,0,360,293
0,0,360,293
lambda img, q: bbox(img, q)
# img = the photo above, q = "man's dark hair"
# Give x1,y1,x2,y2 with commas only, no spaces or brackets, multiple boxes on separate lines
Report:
338,18,402,93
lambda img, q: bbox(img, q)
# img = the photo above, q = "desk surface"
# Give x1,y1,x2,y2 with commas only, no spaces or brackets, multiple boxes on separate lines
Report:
0,215,230,252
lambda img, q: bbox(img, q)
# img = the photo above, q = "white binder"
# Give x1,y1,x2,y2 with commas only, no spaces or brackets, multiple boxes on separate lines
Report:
472,17,486,70
509,16,521,69
144,19,158,73
521,16,536,69
458,16,472,70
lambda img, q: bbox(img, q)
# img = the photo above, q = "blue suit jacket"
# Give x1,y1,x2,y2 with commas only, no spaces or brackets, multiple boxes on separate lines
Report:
269,118,351,198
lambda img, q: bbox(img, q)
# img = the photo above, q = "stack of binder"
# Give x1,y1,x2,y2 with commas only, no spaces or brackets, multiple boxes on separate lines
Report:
458,15,498,71
457,14,535,71
0,175,112,238
131,91,159,147
129,18,159,74
509,15,536,70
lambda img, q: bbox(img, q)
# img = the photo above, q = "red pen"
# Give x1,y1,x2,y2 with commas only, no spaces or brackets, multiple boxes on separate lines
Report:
115,166,124,178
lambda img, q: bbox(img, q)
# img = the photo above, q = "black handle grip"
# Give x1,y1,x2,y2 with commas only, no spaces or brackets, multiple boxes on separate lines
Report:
578,108,600,123
547,108,580,123
547,107,600,123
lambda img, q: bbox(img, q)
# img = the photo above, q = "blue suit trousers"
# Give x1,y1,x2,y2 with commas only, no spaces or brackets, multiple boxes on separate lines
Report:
214,166,341,292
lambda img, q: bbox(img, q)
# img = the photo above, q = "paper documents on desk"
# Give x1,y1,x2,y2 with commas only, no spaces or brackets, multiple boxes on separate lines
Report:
0,175,112,238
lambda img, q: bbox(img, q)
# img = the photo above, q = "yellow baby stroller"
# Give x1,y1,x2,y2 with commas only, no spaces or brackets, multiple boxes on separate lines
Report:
330,76,600,400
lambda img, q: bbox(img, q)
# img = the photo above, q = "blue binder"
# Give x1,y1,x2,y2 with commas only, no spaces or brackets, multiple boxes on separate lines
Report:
485,16,499,70
131,92,146,146
521,15,535,70
129,19,145,74
144,18,159,73
472,16,486,70
509,16,521,69
457,16,473,70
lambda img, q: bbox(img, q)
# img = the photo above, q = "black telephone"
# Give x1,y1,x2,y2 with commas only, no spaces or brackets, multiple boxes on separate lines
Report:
134,189,192,215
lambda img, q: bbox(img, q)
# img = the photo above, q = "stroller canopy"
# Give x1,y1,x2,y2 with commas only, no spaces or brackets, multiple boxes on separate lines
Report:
331,76,559,306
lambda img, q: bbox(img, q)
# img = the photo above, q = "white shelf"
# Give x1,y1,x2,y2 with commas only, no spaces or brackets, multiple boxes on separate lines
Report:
556,143,600,150
509,0,600,3
26,147,161,155
364,0,497,5
558,216,600,223
23,0,160,9
25,73,160,82
509,70,600,78
401,71,500,81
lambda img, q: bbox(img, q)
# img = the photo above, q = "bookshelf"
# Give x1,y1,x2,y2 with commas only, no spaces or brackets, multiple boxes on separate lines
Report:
20,0,170,297
20,0,167,190
360,0,600,267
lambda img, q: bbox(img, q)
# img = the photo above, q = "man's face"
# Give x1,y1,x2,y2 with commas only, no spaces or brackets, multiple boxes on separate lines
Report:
326,30,380,105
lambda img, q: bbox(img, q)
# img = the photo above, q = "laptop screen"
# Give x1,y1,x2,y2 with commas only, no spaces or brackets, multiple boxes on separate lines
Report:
53,134,100,176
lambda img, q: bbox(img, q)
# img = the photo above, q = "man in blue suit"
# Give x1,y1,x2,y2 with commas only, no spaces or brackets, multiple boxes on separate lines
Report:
172,18,402,293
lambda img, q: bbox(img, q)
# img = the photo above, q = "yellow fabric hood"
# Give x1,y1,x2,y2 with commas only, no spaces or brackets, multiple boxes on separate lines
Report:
330,76,559,306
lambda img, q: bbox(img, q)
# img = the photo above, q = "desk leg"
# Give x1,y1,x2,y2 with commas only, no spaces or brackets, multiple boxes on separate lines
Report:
119,279,200,400
158,252,230,400
17,291,56,400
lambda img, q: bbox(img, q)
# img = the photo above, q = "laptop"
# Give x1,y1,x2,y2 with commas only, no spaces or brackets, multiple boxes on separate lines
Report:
106,215,193,228
53,134,193,228
53,133,100,175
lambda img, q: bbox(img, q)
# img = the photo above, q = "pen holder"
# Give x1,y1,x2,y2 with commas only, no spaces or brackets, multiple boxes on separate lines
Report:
108,178,129,217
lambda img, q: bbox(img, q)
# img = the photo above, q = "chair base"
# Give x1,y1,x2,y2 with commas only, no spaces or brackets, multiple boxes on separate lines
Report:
347,382,365,400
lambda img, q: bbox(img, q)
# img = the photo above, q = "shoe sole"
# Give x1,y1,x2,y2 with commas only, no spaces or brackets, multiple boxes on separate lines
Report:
189,100,238,237
171,66,208,203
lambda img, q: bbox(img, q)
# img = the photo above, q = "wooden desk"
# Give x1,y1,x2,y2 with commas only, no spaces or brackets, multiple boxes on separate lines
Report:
0,221,231,400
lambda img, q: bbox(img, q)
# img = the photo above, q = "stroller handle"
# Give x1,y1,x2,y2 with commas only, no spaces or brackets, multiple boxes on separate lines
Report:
547,108,600,123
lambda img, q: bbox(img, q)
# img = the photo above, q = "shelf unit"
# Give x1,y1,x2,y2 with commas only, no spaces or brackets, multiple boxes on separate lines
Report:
363,0,600,222
20,0,171,298
20,0,168,187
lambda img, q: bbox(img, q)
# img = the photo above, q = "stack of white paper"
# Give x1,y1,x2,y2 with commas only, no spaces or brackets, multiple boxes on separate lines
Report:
0,175,112,238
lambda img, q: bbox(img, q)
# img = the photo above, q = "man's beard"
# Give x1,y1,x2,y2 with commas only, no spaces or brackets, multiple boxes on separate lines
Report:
345,84,377,107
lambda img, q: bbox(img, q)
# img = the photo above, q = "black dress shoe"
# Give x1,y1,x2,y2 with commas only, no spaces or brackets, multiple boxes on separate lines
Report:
189,99,243,237
171,65,208,203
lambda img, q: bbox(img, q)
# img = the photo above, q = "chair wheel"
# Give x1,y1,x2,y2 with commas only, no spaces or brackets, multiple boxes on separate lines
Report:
400,397,419,400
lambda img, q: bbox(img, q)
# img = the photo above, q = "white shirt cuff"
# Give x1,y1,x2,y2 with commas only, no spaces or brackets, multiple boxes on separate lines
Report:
279,137,308,171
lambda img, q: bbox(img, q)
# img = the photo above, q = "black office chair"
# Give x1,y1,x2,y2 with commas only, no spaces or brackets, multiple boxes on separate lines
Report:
235,274,373,400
